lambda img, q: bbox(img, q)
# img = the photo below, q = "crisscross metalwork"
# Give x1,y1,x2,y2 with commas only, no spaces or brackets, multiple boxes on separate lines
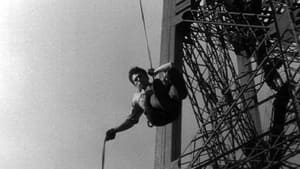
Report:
175,0,300,168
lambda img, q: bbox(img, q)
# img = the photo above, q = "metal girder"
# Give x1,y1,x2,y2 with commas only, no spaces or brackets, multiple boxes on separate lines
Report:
171,0,300,169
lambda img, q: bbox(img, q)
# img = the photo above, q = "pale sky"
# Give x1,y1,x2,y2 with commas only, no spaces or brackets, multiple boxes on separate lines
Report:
0,1,164,169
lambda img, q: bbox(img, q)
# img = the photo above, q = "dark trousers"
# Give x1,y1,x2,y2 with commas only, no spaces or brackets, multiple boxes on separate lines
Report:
144,68,187,126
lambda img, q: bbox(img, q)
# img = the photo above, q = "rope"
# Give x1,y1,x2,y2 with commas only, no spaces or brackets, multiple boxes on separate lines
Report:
101,139,106,169
138,0,153,69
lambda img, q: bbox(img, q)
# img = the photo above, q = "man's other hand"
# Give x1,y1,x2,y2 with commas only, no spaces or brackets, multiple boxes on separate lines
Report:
148,68,155,76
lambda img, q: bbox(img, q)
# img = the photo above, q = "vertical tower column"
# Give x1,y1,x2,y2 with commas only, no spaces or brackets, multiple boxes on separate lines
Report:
154,0,183,169
237,55,262,134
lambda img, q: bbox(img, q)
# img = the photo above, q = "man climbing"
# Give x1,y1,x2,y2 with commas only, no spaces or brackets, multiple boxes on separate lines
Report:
105,62,188,141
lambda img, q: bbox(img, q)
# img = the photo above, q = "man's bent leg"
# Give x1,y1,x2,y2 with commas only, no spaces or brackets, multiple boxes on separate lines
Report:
167,67,188,100
144,87,172,126
152,79,180,117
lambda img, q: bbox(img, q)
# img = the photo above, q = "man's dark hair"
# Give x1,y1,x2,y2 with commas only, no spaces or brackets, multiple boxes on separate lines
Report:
128,66,148,85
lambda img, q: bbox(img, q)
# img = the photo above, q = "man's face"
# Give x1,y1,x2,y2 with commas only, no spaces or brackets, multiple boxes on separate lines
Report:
132,73,148,90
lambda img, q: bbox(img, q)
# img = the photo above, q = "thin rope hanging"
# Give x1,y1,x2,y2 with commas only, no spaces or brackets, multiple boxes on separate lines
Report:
101,138,106,169
138,0,153,69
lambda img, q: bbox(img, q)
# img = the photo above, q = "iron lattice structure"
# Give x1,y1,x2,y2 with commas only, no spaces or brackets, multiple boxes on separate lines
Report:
175,0,300,168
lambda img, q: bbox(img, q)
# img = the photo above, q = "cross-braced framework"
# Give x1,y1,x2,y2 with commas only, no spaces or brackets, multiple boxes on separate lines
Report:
176,0,300,168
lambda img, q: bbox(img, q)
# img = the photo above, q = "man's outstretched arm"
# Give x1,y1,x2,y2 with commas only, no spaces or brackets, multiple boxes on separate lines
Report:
105,105,143,141
105,118,138,141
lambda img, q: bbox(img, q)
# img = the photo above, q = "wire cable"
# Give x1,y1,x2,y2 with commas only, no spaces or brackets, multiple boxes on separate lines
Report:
101,139,106,169
138,0,153,69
